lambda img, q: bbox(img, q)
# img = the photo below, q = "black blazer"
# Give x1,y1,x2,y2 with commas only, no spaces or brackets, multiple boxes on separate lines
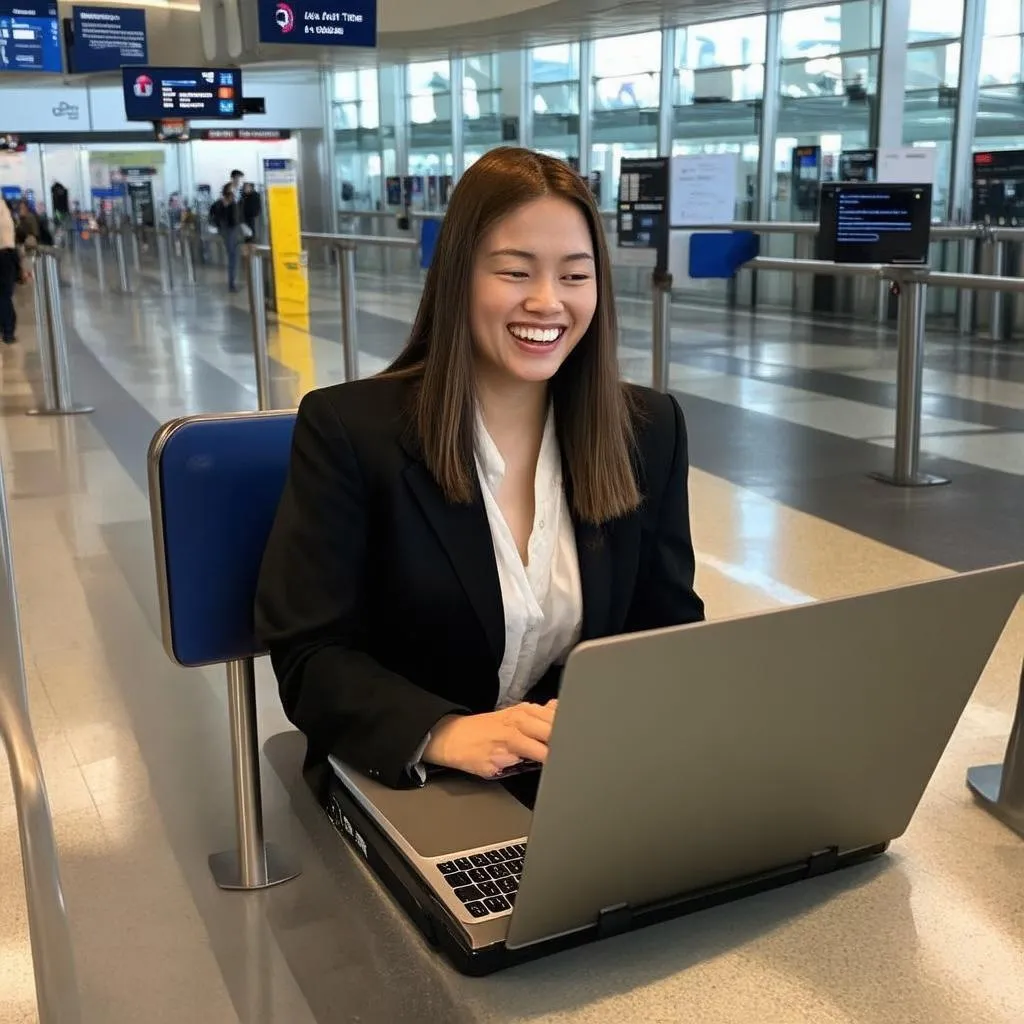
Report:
255,376,705,793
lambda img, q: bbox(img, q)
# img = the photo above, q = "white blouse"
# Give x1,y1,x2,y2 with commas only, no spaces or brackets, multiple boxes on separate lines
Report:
473,404,584,708
408,406,583,780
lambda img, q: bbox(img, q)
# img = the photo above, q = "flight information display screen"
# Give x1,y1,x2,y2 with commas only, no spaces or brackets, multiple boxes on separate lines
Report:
121,65,242,121
818,183,932,265
0,0,62,72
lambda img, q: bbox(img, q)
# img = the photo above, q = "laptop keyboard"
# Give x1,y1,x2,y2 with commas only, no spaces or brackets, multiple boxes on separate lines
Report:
435,842,527,919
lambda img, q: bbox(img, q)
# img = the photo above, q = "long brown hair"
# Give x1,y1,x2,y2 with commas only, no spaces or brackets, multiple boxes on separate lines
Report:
385,146,640,524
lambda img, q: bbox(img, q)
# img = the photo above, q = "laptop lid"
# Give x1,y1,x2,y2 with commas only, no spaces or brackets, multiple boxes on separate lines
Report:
506,564,1024,950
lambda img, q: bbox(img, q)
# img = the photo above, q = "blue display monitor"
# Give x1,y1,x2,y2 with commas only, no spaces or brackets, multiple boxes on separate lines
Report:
70,5,147,73
121,66,243,121
256,0,376,48
0,0,62,73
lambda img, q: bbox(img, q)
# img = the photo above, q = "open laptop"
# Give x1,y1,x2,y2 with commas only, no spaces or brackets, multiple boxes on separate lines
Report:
323,563,1024,975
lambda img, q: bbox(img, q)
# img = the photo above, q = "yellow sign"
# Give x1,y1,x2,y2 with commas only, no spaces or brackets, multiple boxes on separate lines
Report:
264,158,314,400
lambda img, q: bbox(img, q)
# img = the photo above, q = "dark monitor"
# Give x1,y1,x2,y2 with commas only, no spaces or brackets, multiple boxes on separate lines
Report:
122,66,242,121
818,183,932,265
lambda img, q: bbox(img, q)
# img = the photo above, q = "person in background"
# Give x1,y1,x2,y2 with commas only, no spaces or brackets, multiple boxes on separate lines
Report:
241,182,262,241
0,199,24,344
210,183,243,292
14,200,40,247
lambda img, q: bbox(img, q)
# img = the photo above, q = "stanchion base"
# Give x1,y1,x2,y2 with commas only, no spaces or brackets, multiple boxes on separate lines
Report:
208,843,301,891
26,405,95,417
867,470,950,487
966,764,1024,839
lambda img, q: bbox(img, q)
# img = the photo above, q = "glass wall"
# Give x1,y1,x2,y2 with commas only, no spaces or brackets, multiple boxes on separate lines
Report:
329,0,1001,235
464,53,507,170
591,31,662,209
672,14,766,219
974,0,1024,154
408,59,454,181
775,0,883,218
903,0,964,218
333,69,382,208
530,43,580,162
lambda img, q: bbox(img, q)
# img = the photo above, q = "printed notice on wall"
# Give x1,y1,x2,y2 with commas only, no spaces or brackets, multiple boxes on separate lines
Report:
877,146,937,185
669,153,739,227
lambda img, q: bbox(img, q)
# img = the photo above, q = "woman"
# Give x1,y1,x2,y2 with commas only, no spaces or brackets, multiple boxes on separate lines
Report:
255,147,704,796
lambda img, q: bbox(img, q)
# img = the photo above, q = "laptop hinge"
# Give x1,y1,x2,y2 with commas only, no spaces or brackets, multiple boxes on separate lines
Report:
596,902,633,939
806,846,840,878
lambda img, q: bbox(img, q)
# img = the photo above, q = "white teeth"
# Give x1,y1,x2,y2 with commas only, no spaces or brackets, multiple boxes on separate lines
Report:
510,326,562,343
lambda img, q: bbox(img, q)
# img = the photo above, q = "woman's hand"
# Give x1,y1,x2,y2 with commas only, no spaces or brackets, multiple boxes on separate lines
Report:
424,700,558,779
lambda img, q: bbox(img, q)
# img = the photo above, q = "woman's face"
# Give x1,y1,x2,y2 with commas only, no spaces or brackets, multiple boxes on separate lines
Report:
469,196,597,388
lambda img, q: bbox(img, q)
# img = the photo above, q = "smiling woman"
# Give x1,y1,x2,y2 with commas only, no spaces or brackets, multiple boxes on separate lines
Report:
255,146,705,797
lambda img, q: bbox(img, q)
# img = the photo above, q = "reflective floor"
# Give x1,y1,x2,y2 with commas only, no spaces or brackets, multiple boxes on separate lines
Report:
0,246,1022,1023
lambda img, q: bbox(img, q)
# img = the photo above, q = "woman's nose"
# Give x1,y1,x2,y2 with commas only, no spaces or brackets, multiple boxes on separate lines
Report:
523,278,563,313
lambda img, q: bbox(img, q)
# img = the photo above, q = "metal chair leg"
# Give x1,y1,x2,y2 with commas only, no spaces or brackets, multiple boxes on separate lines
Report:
967,659,1024,839
208,657,300,889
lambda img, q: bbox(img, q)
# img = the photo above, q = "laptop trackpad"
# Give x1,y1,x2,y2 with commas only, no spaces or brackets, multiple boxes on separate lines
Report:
333,762,533,859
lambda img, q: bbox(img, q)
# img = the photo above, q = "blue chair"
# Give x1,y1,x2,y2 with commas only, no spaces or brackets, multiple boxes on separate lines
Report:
147,410,301,890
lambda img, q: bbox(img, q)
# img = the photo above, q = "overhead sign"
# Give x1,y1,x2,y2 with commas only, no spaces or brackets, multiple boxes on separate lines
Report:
70,5,147,73
0,0,62,73
257,0,376,48
121,66,243,121
669,153,738,227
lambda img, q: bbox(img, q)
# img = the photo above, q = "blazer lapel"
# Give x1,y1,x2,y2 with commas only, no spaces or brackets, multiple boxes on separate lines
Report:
401,456,506,666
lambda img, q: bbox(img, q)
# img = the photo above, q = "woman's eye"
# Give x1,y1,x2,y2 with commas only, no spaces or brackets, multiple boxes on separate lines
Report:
564,273,591,282
500,270,529,279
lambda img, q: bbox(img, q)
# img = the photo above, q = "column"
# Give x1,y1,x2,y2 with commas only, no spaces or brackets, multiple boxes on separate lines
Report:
876,0,911,149
756,11,781,221
578,39,594,175
319,66,339,233
451,56,465,176
657,28,676,156
949,0,986,222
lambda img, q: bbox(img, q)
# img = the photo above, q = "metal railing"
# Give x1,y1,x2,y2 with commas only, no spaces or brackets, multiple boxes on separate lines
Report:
652,254,1024,488
0,456,82,1024
301,231,418,382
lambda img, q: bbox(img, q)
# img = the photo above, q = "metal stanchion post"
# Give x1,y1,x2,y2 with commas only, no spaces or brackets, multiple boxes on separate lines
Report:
338,245,359,381
958,237,976,335
156,230,173,294
28,255,94,417
246,251,272,410
869,275,947,488
114,229,131,294
29,256,57,411
990,239,1006,341
967,659,1024,839
130,227,141,272
182,230,196,287
93,231,106,291
875,279,889,324
0,456,83,1024
651,271,672,393
206,658,299,889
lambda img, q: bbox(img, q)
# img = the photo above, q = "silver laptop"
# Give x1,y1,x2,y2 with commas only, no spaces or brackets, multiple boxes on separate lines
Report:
324,563,1024,974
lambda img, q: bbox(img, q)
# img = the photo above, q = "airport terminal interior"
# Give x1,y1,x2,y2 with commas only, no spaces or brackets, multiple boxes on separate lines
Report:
2,0,1024,1021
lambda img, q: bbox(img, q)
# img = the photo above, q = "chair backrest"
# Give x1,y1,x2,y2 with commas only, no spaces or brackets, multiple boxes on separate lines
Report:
147,410,296,667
